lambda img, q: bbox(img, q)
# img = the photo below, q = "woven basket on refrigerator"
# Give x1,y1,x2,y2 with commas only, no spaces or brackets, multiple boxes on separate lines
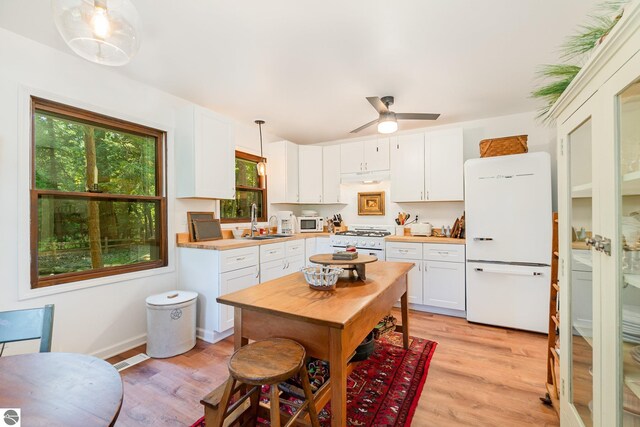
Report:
479,135,528,157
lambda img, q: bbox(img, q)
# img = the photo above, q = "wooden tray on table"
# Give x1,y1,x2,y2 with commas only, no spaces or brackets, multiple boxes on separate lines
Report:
308,254,378,281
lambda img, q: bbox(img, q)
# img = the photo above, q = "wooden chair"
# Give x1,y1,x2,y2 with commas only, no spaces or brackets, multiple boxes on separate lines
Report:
205,338,320,427
0,304,55,353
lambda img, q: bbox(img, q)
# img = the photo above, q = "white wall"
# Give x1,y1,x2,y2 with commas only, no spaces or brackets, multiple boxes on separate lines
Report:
0,28,278,358
269,111,557,229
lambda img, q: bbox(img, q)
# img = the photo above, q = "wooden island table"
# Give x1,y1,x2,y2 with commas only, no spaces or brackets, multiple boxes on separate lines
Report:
216,260,414,427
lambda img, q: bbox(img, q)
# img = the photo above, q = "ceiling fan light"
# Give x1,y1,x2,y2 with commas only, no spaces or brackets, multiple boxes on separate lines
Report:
377,115,398,134
52,0,141,66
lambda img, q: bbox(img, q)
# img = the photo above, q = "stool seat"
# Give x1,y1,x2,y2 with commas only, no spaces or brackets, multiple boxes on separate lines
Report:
229,338,305,385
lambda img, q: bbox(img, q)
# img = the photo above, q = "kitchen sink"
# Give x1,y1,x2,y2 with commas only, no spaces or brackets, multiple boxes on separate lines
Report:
246,234,292,240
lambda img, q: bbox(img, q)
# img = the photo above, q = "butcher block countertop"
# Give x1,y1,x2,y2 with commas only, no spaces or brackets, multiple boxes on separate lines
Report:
176,232,330,250
217,260,414,329
384,236,465,244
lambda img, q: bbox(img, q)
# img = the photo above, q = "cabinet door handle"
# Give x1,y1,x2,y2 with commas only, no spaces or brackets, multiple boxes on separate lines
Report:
426,190,429,200
365,162,368,170
418,263,421,272
319,195,322,202
420,191,423,200
255,267,260,278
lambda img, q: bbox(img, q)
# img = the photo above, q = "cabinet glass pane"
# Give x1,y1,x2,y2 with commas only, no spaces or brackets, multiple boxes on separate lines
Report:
618,79,640,424
569,117,594,426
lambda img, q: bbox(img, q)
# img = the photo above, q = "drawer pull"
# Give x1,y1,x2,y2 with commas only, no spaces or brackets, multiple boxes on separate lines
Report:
437,251,449,255
474,267,543,277
236,256,246,261
473,237,493,241
268,250,277,254
399,249,409,253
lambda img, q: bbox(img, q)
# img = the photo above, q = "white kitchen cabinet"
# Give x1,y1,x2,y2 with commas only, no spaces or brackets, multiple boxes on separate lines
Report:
385,241,466,315
266,140,299,203
364,138,390,171
178,246,259,338
322,145,341,203
425,128,464,201
316,237,332,254
390,133,425,202
386,257,422,304
391,129,463,202
304,238,316,267
552,7,640,424
259,240,306,283
299,145,324,203
423,260,465,310
219,265,261,331
175,104,235,199
259,258,288,283
340,141,364,174
340,138,390,174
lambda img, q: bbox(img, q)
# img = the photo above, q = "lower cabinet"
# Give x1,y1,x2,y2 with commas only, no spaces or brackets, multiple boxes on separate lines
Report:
219,265,260,331
260,241,306,283
385,241,466,316
423,260,465,311
387,256,423,304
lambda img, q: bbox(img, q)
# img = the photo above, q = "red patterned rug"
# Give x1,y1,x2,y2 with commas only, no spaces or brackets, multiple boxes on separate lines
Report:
190,332,437,426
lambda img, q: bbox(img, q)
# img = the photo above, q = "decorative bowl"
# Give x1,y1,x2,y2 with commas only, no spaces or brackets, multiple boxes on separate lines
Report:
302,266,343,290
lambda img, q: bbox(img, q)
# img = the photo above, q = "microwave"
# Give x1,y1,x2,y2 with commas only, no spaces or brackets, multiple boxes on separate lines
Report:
298,216,324,233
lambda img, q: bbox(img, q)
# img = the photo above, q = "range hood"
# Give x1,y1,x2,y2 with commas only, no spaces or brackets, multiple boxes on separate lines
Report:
340,170,391,184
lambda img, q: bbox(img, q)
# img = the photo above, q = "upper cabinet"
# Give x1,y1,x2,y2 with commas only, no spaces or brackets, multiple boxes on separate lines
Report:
175,105,235,199
339,138,390,174
299,145,323,203
390,128,464,202
426,128,464,201
322,145,341,203
266,140,299,203
390,133,425,202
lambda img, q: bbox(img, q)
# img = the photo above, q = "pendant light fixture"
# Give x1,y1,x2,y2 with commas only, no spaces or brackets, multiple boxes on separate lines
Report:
52,0,141,66
255,120,267,184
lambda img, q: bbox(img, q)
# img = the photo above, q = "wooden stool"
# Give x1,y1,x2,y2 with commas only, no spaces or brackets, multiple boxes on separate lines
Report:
209,338,320,427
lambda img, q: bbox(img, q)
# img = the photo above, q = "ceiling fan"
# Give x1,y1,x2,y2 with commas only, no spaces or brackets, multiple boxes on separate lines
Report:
350,96,440,134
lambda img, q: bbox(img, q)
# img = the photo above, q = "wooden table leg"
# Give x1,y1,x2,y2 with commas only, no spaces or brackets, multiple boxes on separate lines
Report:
234,308,248,350
329,328,347,427
400,274,410,350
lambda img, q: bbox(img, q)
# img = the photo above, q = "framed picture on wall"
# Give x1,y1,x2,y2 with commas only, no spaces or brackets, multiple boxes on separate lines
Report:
358,191,385,216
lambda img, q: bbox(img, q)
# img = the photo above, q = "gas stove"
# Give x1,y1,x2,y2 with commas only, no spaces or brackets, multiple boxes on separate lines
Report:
330,225,394,259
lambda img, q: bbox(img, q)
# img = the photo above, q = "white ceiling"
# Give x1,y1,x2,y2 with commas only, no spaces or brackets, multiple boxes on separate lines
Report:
0,0,599,144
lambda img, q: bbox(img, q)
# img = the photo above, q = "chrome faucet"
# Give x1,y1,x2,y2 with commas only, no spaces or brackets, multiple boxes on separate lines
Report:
250,203,258,237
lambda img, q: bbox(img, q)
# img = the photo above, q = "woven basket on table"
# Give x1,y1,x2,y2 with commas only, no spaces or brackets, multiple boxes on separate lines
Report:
479,135,528,157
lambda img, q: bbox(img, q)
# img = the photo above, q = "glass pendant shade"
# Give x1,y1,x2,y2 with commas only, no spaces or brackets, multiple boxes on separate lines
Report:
377,112,398,134
256,161,266,177
52,0,141,66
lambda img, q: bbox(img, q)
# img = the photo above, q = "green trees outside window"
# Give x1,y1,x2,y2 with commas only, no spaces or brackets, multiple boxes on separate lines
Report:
220,151,267,223
31,98,167,288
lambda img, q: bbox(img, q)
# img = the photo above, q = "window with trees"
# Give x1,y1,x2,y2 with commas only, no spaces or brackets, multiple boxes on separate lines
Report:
220,151,267,223
31,97,167,288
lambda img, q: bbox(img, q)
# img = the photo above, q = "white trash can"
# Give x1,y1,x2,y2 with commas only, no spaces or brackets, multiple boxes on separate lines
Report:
146,290,198,358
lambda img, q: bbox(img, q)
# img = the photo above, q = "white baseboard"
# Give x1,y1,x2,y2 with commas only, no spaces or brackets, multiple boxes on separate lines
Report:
197,327,233,344
91,333,147,360
409,303,466,318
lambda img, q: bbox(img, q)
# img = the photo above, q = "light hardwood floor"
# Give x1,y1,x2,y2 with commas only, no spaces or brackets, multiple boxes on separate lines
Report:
108,309,559,426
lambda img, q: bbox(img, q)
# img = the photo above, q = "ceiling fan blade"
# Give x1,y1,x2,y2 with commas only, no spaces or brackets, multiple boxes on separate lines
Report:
350,118,378,133
396,113,440,121
366,97,388,114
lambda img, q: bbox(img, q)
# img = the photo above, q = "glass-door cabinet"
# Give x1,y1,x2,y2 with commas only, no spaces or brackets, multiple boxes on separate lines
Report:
553,2,640,425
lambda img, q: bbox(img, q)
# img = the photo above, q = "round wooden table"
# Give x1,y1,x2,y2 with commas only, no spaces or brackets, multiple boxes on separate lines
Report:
0,352,123,426
308,253,378,280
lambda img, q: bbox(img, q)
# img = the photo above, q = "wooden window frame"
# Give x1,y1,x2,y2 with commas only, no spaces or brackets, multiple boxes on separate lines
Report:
220,150,268,224
30,97,168,289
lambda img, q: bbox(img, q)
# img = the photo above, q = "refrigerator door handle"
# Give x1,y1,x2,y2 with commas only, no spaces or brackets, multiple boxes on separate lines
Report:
473,237,494,241
474,267,543,277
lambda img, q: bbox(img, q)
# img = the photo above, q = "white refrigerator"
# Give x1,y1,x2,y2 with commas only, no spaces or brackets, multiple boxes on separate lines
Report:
465,152,552,333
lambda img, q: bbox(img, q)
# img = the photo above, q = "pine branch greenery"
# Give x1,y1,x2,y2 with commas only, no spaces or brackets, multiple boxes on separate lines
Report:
532,1,628,122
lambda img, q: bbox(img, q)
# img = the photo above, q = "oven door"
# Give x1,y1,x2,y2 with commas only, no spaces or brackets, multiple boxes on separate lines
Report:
355,247,385,261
